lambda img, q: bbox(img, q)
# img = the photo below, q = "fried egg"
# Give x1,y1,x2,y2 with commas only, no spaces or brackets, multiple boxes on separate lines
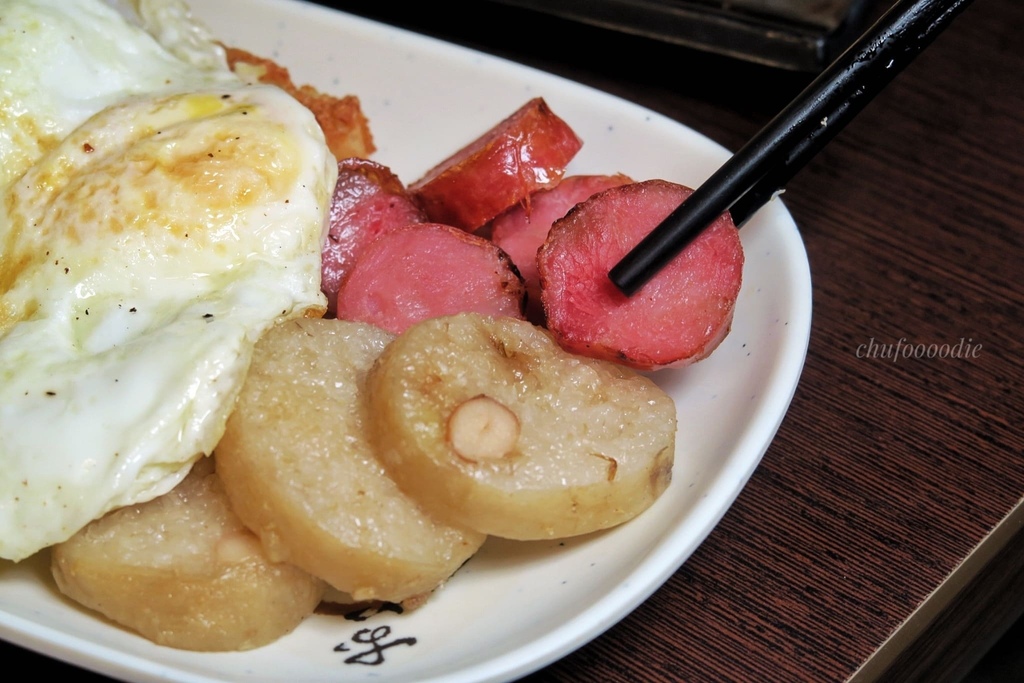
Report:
0,0,337,561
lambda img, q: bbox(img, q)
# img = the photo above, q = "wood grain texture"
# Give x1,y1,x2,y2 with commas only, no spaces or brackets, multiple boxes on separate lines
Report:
2,1,1020,681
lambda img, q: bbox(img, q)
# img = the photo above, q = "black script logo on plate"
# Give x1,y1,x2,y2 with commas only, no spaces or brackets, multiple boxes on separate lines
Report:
334,625,417,666
332,601,416,666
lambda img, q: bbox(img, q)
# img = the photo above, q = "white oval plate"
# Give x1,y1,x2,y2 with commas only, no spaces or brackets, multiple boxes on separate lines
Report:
0,1,812,681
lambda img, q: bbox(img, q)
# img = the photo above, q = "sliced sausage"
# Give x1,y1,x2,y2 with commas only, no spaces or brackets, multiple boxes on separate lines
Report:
409,98,583,232
538,180,744,370
335,223,526,334
491,174,632,322
321,158,426,315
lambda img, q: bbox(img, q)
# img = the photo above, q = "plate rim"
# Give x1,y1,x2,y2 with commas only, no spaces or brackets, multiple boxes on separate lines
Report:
0,1,813,681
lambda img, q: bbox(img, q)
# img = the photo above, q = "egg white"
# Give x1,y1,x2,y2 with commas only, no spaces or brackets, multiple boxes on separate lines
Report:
0,0,337,561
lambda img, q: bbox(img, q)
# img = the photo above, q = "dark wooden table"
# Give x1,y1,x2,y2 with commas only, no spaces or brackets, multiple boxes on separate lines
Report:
4,0,1022,681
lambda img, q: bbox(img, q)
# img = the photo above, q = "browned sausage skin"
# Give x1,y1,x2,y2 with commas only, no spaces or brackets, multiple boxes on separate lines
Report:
410,98,583,232
321,158,426,316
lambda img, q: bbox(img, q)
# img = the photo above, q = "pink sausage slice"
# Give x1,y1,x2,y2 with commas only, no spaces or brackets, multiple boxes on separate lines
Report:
336,223,526,335
322,158,426,315
409,98,583,232
538,180,744,370
491,174,632,322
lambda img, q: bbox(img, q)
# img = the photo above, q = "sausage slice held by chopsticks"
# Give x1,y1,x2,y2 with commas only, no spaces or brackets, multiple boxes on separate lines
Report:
492,173,633,322
538,180,744,371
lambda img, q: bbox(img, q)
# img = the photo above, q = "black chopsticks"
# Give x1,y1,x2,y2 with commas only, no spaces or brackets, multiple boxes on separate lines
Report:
608,0,976,296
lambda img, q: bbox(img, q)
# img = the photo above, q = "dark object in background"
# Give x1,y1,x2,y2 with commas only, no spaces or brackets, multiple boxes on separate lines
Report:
485,0,877,71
